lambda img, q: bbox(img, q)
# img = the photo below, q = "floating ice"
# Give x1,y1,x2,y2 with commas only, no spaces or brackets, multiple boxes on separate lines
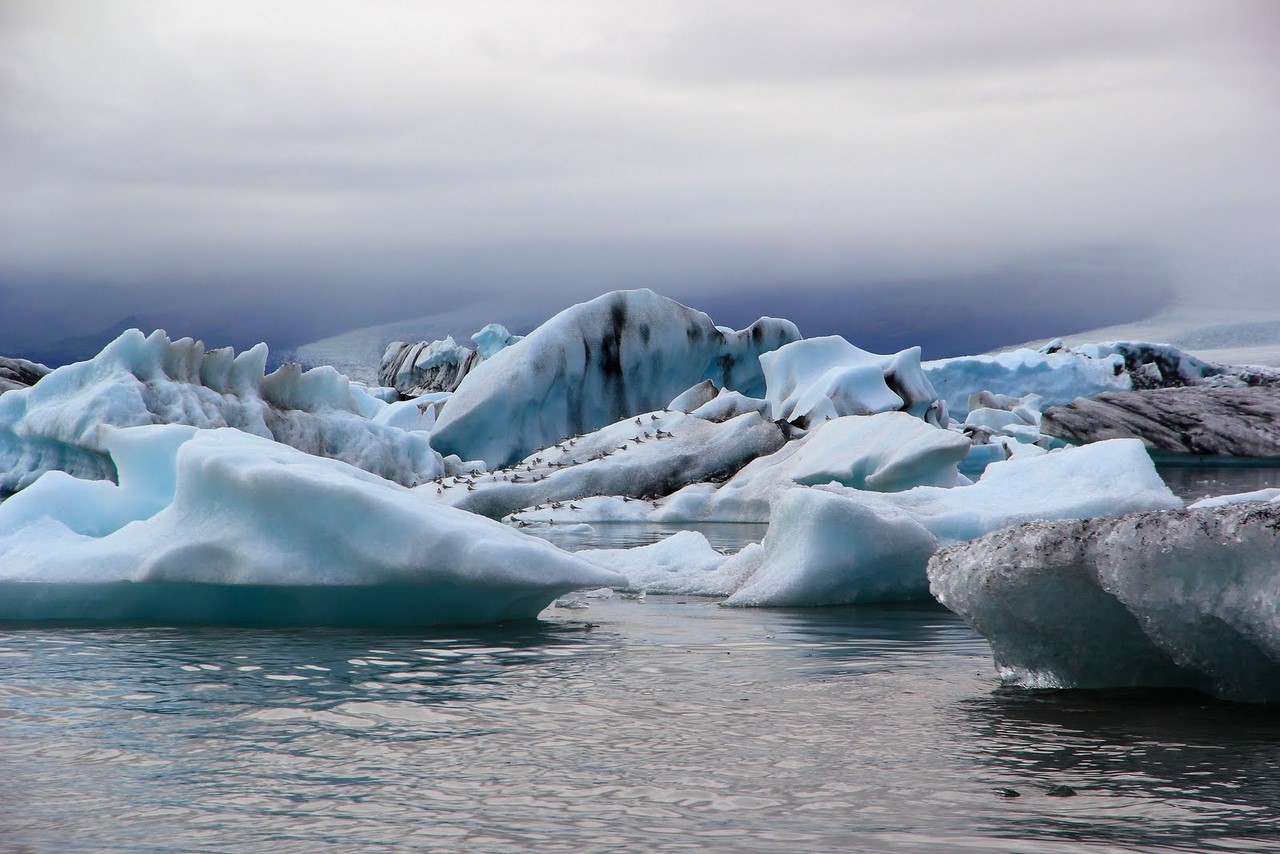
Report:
726,439,1180,606
0,329,443,493
430,290,799,468
0,425,621,625
923,347,1130,420
929,502,1280,702
379,335,477,397
437,409,787,521
578,531,738,595
516,412,969,525
1041,386,1280,456
760,336,942,428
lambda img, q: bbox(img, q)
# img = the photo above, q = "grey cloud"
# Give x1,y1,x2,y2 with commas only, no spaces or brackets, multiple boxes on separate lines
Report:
0,0,1277,360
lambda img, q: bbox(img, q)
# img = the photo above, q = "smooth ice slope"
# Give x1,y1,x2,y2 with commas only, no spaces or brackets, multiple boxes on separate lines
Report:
725,439,1180,606
929,503,1280,703
761,337,943,427
0,425,621,625
430,290,800,468
0,329,444,493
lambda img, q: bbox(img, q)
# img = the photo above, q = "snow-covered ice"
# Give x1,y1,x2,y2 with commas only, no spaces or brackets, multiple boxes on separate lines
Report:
0,425,621,625
430,290,799,468
929,502,1280,703
0,329,444,493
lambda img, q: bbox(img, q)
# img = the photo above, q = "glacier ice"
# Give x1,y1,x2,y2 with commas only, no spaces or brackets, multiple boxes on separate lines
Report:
760,336,943,428
0,425,621,625
577,531,738,595
0,329,444,493
923,346,1130,420
0,356,49,395
432,408,788,521
379,335,478,397
929,502,1280,702
515,412,969,525
429,290,800,468
1041,386,1280,456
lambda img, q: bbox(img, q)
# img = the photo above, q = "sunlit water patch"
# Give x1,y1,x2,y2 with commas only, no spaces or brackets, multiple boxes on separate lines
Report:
2,601,1279,852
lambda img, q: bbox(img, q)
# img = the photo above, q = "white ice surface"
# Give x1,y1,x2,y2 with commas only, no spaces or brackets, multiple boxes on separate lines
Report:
0,329,444,492
0,425,621,625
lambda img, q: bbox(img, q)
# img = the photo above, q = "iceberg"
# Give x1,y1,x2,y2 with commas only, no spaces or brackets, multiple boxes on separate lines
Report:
435,408,789,520
1040,386,1280,456
725,439,1180,606
928,502,1280,703
430,290,800,468
577,530,738,595
0,329,444,494
0,356,49,395
760,336,943,428
923,346,1130,420
0,425,621,625
514,412,970,525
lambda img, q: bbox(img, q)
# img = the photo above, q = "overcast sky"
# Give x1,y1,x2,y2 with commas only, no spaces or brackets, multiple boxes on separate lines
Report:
1,0,1277,355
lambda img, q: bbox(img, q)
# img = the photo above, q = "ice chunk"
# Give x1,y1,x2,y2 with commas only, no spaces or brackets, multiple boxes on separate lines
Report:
929,502,1280,702
723,439,1180,606
1189,488,1280,509
688,389,770,423
760,336,942,428
0,425,621,625
668,380,720,413
379,335,478,397
0,330,444,493
725,488,940,606
471,323,520,359
578,531,734,595
430,290,799,468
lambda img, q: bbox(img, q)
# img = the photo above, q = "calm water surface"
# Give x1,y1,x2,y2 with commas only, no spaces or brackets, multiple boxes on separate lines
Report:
2,599,1279,852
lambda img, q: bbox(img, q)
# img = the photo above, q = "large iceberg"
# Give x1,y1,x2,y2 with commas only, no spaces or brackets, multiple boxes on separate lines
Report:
1040,386,1280,456
430,290,800,468
0,425,621,625
0,329,444,494
928,502,1280,703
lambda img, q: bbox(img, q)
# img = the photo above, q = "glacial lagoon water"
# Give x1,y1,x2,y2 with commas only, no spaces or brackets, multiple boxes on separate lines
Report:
3,463,1280,851
4,598,1280,851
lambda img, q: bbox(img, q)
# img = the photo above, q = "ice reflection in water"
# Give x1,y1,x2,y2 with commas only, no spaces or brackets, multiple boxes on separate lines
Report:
1,600,1278,852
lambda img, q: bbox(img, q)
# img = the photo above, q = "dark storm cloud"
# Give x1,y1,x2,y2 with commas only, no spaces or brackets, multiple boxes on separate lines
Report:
0,0,1276,357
